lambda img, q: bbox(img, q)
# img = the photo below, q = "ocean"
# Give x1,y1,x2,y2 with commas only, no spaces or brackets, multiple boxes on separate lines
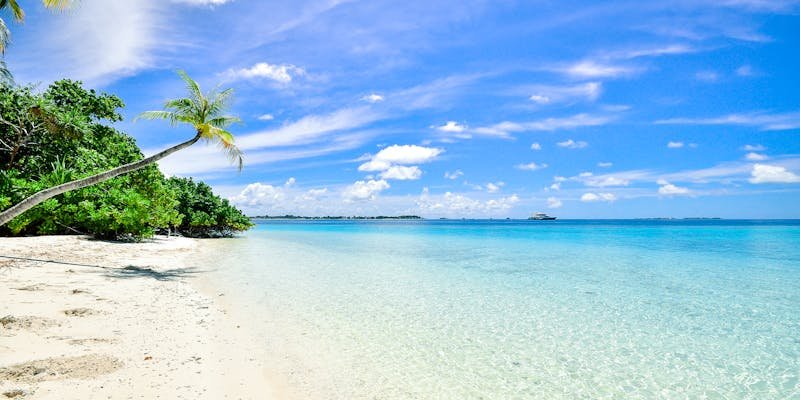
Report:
199,219,800,399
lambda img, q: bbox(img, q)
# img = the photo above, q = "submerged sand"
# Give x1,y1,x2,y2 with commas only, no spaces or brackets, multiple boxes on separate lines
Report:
0,235,284,399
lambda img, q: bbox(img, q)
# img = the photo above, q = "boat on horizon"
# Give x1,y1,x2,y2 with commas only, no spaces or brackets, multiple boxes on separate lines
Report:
528,212,557,220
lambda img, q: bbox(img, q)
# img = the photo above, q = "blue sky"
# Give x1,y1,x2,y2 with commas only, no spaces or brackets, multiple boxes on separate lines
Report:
6,0,800,218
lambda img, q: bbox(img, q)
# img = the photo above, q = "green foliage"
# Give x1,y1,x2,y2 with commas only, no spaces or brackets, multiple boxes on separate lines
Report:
0,79,250,240
166,177,252,238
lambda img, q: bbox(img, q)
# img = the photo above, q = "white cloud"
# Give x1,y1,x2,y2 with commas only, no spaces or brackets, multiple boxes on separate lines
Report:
257,114,275,121
598,162,613,168
530,142,542,150
380,165,422,180
553,176,567,182
610,44,697,59
472,114,613,138
516,162,548,171
581,192,617,202
343,179,390,201
745,152,768,161
527,82,602,104
736,65,754,77
667,141,684,148
485,182,505,193
361,93,385,103
358,144,442,179
358,159,393,172
557,139,588,149
231,182,287,207
529,95,551,104
563,61,636,78
237,107,381,149
742,144,766,151
285,177,296,187
12,0,164,85
656,111,800,131
695,70,719,82
749,164,800,184
547,197,563,209
417,190,520,216
584,176,630,187
436,121,467,133
657,181,690,195
444,170,463,180
549,182,561,191
224,62,305,83
366,144,443,166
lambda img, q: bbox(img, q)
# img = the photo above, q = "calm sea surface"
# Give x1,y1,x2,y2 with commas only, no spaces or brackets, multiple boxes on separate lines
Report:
199,220,800,399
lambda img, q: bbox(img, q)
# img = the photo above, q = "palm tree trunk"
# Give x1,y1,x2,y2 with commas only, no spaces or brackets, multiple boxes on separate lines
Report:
0,134,201,227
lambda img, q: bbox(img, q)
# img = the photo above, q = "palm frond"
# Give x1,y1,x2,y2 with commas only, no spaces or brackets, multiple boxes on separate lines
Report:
0,17,9,52
207,115,241,128
135,110,177,125
205,126,243,171
0,59,12,84
0,0,24,21
41,0,74,10
176,69,203,106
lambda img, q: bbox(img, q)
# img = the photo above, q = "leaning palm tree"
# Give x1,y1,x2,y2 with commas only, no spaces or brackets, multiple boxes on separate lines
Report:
1,0,74,81
0,70,243,226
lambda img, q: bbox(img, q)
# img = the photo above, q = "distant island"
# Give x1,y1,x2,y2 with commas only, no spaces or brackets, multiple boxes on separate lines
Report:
250,215,423,220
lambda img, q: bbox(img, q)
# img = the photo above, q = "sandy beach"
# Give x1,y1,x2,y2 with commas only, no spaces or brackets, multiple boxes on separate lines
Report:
0,235,283,399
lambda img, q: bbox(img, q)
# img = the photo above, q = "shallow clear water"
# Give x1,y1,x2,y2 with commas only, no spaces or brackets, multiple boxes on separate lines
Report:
200,220,800,399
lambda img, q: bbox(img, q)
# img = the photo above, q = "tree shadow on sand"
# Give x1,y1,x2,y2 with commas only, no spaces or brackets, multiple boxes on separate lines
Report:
103,265,201,281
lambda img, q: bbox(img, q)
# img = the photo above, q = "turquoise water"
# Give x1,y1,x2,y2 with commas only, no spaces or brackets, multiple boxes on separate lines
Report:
200,220,800,399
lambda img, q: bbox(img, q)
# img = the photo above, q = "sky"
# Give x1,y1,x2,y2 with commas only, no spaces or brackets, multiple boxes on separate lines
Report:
5,0,800,218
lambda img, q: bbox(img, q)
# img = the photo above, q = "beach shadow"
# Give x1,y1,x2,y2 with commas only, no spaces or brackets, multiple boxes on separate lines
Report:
103,265,201,281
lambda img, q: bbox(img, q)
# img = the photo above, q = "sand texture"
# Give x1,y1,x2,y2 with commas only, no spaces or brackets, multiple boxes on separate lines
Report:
0,235,281,399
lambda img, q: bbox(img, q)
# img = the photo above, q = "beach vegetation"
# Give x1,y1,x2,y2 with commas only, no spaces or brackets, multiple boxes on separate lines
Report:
0,70,245,231
0,78,251,240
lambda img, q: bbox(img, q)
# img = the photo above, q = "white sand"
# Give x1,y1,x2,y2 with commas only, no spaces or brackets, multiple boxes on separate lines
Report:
0,235,287,399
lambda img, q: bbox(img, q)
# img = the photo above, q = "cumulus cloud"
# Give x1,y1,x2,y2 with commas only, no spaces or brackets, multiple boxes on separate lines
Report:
417,189,520,216
224,62,305,83
667,141,684,148
584,176,630,187
361,93,385,103
598,162,613,168
343,179,391,201
749,164,800,184
581,192,617,202
530,142,542,150
257,114,275,121
742,144,766,151
436,121,467,133
547,197,563,209
380,166,422,180
657,180,690,195
516,162,548,171
366,145,443,166
485,182,505,193
745,152,769,161
444,170,464,180
557,139,588,149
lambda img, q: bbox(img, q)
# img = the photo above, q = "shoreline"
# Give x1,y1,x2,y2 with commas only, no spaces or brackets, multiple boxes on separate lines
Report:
0,235,282,399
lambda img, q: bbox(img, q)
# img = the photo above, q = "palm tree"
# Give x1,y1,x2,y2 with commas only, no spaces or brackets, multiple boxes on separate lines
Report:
0,70,243,226
1,0,74,81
